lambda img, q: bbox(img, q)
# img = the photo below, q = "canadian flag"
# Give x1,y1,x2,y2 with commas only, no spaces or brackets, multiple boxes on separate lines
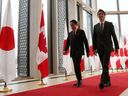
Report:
110,51,117,69
0,0,16,82
63,20,73,75
118,35,125,69
88,31,95,71
36,9,49,78
124,47,128,57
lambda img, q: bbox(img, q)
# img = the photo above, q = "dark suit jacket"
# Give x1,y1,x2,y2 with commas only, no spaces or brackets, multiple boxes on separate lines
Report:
93,21,119,52
64,29,89,57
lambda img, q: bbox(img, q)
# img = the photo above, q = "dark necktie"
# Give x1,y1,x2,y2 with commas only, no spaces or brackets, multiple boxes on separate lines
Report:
73,31,75,37
100,23,104,33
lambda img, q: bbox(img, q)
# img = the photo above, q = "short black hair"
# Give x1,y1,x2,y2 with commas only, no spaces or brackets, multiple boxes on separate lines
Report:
70,20,78,25
97,9,106,15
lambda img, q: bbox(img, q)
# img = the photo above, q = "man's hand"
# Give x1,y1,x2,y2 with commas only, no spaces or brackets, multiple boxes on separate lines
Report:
115,49,119,55
63,50,67,55
94,50,97,56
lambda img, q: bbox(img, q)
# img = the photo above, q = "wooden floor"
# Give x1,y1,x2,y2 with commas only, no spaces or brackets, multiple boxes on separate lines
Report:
0,70,126,96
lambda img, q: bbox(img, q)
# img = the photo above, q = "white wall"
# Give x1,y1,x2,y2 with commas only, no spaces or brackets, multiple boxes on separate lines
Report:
68,0,78,32
92,0,98,25
29,0,42,78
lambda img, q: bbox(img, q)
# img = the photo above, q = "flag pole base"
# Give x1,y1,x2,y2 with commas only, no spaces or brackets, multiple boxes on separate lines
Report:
63,69,69,81
38,78,47,86
0,87,12,93
90,73,93,75
0,82,12,93
90,70,94,75
38,82,47,86
116,68,119,72
63,76,69,81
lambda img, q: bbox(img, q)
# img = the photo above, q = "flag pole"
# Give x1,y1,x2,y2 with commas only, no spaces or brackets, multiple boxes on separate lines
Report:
117,67,119,72
90,65,93,75
89,57,93,75
111,68,114,72
121,66,123,72
63,69,69,81
0,81,12,92
126,67,128,72
0,0,2,29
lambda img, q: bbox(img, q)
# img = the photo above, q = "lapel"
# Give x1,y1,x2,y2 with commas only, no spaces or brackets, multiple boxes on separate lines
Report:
98,23,101,33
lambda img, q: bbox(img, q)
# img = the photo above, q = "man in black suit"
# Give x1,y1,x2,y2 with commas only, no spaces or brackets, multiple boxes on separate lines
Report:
64,20,89,87
93,9,119,89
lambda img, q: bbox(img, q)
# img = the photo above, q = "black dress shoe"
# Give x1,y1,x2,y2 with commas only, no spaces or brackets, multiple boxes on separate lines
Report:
99,83,104,89
74,81,82,87
74,83,77,86
76,82,82,87
104,82,111,87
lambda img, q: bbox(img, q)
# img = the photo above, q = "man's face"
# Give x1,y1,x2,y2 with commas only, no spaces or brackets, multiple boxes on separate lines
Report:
97,11,106,22
70,22,78,31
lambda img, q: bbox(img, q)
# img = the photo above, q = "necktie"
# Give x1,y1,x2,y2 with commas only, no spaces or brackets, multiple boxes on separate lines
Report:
73,31,75,37
100,23,104,33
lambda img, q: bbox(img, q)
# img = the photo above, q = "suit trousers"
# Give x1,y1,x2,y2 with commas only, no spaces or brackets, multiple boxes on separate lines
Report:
97,47,111,84
72,55,82,82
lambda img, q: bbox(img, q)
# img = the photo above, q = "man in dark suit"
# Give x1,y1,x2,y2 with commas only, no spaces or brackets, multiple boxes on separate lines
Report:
64,20,89,87
93,9,119,89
